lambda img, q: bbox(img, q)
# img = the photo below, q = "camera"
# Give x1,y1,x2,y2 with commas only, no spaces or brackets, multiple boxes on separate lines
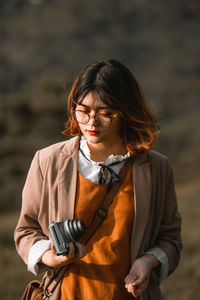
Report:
49,219,85,256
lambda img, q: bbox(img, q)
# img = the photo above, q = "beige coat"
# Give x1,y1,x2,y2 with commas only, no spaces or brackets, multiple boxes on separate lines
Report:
15,136,182,300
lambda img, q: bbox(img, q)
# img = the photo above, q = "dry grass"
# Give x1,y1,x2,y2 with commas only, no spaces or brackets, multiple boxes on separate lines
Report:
0,213,32,299
0,178,199,300
161,178,200,300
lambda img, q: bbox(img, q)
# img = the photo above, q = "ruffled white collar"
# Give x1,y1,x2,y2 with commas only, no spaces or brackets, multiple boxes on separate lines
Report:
79,136,130,166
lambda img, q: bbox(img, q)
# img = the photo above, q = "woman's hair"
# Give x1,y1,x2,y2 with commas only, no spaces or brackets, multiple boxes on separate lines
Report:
62,59,159,155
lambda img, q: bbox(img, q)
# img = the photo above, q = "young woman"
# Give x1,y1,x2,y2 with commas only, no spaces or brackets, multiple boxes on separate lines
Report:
15,59,182,299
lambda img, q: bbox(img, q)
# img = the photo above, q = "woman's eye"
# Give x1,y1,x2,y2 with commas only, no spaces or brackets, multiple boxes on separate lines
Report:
77,110,89,114
99,111,112,115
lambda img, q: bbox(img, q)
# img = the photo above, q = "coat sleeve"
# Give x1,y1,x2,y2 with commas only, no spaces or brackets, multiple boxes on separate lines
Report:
14,150,49,265
155,159,182,276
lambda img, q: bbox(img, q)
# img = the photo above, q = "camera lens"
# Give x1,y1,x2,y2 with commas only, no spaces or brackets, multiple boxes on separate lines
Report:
63,220,72,242
64,220,85,242
73,220,85,240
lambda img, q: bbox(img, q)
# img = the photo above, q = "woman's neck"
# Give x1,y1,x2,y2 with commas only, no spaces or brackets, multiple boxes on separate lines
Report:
87,141,127,162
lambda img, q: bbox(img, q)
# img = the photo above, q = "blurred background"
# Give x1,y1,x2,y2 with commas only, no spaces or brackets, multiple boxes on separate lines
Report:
0,0,199,299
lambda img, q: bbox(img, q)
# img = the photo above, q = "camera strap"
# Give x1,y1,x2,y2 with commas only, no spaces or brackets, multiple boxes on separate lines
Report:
42,155,134,298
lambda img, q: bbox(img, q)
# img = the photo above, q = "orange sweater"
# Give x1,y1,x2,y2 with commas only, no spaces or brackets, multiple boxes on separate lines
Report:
61,169,135,300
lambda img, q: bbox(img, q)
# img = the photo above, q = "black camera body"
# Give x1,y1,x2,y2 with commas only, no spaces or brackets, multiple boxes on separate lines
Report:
49,219,85,256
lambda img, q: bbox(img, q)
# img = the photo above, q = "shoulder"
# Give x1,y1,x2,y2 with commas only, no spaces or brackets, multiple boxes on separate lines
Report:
148,150,169,164
133,149,173,179
38,136,80,160
31,137,80,175
135,149,170,166
147,150,174,177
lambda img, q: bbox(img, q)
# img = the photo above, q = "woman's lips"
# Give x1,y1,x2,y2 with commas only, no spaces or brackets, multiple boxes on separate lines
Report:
87,130,99,135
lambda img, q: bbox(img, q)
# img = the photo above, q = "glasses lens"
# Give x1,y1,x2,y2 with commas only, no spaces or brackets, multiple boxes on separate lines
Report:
74,110,116,128
75,111,89,124
95,115,112,127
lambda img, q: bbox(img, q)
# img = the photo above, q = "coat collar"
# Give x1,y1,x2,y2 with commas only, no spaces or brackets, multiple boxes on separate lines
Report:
61,136,80,156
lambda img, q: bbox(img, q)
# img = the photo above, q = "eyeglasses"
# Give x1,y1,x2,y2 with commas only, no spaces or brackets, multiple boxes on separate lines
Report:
74,110,119,128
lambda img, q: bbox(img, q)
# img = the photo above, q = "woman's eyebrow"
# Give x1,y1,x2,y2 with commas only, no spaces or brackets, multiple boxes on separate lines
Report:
77,104,110,109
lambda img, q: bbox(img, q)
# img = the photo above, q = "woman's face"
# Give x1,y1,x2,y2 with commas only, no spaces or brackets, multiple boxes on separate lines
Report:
75,91,122,148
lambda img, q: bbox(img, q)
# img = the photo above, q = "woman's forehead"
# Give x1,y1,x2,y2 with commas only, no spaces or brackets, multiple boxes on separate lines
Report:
77,91,110,108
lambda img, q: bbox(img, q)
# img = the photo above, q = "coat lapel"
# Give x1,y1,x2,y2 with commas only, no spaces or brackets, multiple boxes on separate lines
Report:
57,137,79,221
130,152,152,263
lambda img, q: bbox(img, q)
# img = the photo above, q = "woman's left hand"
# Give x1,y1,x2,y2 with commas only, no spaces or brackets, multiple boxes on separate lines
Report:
124,254,160,298
40,241,86,269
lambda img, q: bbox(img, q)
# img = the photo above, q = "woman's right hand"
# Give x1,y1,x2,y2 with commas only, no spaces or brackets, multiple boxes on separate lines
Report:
40,241,86,268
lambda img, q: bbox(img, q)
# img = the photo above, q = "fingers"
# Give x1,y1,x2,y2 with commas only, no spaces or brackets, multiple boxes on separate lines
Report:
125,281,142,298
51,241,86,259
124,273,138,285
51,240,56,254
125,274,138,295
125,272,148,297
47,241,87,269
125,256,153,297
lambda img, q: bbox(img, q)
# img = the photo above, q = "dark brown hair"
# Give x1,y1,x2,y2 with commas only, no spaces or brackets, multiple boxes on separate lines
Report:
62,59,159,155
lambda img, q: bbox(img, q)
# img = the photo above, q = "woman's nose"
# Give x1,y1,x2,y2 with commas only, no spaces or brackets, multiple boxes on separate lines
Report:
88,113,97,125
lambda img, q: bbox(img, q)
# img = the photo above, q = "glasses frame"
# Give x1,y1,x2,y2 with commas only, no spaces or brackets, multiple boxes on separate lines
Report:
73,109,119,128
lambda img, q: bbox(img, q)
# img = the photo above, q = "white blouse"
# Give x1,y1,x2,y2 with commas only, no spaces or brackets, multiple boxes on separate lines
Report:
78,136,130,183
